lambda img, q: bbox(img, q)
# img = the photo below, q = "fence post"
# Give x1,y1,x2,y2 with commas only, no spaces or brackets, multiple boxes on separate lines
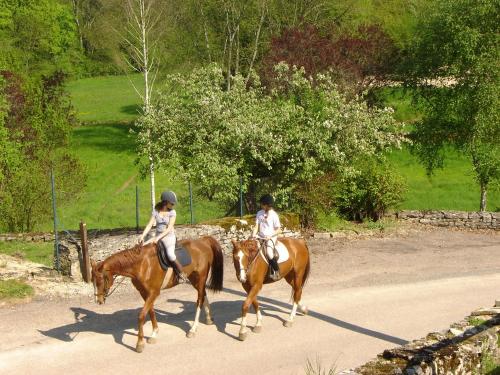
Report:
239,176,243,218
189,181,194,224
135,185,140,233
50,167,60,272
80,221,91,283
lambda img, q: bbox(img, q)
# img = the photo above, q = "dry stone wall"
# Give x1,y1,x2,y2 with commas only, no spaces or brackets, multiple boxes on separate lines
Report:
58,221,300,280
340,306,500,375
397,210,499,230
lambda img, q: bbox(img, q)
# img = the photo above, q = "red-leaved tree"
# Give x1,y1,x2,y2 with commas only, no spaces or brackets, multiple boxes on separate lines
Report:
261,24,398,92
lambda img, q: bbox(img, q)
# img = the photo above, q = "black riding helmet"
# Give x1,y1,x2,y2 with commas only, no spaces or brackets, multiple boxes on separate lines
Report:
259,194,274,206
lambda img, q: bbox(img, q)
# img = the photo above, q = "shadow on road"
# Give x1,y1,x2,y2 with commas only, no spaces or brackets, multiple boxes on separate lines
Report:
223,287,409,346
39,287,407,351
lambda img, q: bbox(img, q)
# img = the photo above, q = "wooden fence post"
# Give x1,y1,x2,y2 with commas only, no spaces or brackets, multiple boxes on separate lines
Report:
80,221,91,283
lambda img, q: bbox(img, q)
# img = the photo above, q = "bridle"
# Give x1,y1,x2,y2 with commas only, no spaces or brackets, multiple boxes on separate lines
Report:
238,239,266,278
93,272,126,301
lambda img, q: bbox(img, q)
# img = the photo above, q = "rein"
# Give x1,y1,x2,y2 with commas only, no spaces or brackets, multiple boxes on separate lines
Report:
241,239,267,276
95,274,127,299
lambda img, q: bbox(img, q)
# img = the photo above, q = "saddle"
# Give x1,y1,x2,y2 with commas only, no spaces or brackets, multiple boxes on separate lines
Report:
157,241,192,271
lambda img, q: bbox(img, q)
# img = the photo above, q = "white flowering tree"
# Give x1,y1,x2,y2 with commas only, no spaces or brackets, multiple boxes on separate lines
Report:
137,63,405,214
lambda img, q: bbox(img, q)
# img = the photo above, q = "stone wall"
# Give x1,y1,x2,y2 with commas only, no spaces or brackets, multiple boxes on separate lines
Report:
340,306,500,375
59,220,301,280
397,210,499,230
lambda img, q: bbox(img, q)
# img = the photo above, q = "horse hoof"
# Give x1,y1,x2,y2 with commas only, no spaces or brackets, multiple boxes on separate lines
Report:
147,337,157,344
238,332,248,341
186,331,196,338
206,318,214,325
136,343,145,353
283,320,293,328
301,306,309,315
253,326,262,334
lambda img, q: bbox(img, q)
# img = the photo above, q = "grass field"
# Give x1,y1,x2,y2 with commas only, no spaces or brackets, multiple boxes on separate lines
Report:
50,75,500,232
0,241,53,266
0,279,34,300
66,74,144,123
53,123,226,231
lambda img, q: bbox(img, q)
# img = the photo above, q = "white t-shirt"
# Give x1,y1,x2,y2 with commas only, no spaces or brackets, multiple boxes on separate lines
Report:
256,209,281,238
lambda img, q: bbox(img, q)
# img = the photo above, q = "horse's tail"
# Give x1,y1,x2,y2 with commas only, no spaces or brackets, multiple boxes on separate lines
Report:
206,236,224,293
301,241,311,288
302,249,311,288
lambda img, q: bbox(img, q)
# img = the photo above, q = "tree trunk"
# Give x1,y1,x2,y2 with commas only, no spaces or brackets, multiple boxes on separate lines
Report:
199,1,212,62
480,182,487,212
71,0,84,51
246,1,266,84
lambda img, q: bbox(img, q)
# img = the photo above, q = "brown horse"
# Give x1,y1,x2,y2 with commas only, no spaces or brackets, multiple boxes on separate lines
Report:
91,236,224,353
231,237,310,341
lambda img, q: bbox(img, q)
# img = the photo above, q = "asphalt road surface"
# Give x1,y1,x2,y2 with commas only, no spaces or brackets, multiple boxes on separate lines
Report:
1,229,499,375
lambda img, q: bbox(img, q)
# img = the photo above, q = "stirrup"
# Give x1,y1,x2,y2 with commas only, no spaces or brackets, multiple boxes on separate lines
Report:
270,270,280,281
176,272,189,284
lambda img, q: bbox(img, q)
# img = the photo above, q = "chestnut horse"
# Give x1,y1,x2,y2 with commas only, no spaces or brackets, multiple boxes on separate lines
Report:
91,236,224,353
231,237,310,341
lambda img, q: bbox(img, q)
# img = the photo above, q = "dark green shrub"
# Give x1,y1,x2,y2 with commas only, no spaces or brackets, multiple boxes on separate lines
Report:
333,161,406,221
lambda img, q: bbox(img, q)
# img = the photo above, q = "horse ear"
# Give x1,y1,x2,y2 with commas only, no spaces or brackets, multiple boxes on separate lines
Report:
90,259,97,271
231,239,238,249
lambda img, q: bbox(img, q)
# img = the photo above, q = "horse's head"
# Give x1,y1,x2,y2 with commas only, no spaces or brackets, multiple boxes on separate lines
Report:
91,259,113,305
231,239,260,283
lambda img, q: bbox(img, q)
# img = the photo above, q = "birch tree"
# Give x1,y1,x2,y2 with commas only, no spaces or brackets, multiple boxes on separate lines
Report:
120,0,162,209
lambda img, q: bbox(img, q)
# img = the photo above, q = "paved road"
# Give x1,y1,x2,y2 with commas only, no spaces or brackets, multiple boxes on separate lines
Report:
1,229,499,375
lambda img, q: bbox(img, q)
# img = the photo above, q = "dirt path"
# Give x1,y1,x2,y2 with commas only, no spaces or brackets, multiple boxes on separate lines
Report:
0,229,499,374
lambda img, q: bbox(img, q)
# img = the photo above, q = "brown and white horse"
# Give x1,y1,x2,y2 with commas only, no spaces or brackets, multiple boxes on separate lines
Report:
91,236,224,353
231,237,310,341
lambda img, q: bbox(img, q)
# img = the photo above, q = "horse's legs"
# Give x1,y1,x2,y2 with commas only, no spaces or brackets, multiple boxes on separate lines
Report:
252,298,263,333
239,284,261,341
136,292,159,353
203,291,214,325
187,274,208,338
147,307,159,344
283,271,305,328
132,279,160,344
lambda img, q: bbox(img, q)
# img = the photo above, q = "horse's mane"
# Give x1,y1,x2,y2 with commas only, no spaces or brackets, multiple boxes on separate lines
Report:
105,243,151,270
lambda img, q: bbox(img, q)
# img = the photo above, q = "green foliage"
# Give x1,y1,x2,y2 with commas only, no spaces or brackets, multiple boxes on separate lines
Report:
0,279,34,299
0,0,83,76
0,241,53,266
482,352,500,375
405,0,500,211
333,160,407,221
0,72,86,232
138,63,404,220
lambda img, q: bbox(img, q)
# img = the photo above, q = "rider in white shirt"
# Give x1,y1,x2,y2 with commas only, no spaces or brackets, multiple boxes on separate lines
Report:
252,194,281,280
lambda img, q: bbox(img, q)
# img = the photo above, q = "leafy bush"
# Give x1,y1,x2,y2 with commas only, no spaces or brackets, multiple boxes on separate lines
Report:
139,63,404,221
333,160,406,221
0,71,86,232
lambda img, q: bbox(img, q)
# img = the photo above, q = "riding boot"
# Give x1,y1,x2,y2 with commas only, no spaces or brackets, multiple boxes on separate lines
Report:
269,258,280,281
172,259,189,283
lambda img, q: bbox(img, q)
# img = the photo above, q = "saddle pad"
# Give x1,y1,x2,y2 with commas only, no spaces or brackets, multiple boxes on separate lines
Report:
260,241,289,264
157,242,192,271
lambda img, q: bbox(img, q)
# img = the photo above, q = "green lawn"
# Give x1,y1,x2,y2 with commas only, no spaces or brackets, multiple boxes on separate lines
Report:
49,123,226,231
0,279,33,300
0,241,53,266
388,147,499,211
66,74,144,123
48,75,499,232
